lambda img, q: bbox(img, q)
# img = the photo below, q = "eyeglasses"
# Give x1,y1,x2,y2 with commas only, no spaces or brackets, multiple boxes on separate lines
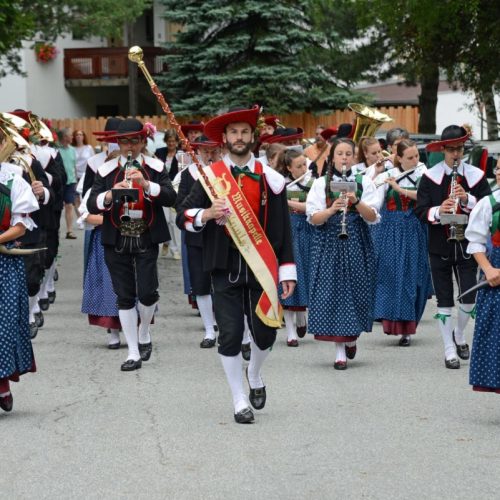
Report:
494,167,500,174
117,137,141,145
444,145,464,153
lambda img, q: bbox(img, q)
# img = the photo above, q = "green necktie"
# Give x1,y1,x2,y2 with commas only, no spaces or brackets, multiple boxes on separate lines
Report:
232,165,260,181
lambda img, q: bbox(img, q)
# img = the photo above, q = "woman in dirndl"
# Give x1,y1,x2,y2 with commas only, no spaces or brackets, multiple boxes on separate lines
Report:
79,192,122,348
0,162,39,413
372,139,432,346
464,163,500,394
306,138,381,370
277,149,314,346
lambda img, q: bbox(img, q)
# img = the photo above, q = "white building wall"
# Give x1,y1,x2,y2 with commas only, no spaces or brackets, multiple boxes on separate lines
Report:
436,90,500,140
0,35,106,119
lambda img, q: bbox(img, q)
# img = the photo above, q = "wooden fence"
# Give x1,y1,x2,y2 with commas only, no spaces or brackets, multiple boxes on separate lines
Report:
51,105,419,148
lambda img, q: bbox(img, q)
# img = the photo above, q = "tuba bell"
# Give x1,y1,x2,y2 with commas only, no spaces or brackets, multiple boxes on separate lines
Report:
348,103,393,145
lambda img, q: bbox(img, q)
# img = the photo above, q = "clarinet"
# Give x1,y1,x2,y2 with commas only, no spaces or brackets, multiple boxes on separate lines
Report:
120,151,133,222
338,162,349,240
447,159,459,242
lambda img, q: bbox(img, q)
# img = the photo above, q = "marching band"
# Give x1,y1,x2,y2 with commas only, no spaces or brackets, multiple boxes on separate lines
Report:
0,53,498,420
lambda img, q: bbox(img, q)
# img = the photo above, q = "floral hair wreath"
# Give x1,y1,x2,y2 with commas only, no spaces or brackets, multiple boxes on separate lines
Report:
144,122,157,138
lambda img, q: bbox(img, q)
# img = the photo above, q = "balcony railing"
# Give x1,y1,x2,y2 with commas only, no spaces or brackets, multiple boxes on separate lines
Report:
64,46,167,80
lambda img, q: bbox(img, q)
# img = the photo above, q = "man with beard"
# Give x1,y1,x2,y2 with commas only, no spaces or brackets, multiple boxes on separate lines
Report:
176,106,296,424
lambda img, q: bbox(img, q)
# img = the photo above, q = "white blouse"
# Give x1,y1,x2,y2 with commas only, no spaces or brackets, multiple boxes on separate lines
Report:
465,189,500,254
0,164,39,231
306,168,381,225
374,163,427,194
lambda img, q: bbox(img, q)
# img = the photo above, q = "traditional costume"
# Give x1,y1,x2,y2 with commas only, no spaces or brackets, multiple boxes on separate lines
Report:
415,126,491,369
281,168,314,346
372,164,432,342
306,163,381,368
88,119,176,371
465,189,500,393
0,162,40,412
176,106,296,423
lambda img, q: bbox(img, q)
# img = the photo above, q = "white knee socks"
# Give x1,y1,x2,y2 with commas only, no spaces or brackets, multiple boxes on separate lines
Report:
247,342,269,389
137,302,156,344
296,310,307,328
28,296,38,323
284,310,297,341
435,307,456,360
455,304,475,345
109,328,120,346
220,354,248,413
335,342,346,363
196,294,215,340
119,307,139,361
242,317,251,345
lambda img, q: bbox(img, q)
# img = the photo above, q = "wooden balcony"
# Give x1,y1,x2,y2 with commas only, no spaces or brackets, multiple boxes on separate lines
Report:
64,46,167,86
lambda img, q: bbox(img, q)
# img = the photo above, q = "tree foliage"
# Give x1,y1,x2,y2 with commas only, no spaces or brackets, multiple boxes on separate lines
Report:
0,0,151,78
158,0,364,115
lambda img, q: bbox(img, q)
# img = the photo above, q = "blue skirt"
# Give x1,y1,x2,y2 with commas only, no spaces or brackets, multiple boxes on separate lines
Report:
0,254,35,379
373,209,432,322
308,212,375,338
281,213,313,308
469,247,500,393
81,228,119,317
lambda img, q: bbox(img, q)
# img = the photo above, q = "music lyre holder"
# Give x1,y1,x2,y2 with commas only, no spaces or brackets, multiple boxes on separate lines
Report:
330,181,357,193
440,214,468,226
111,188,139,205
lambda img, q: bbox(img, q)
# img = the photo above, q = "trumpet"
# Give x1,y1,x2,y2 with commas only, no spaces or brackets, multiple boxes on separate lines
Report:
338,163,349,240
447,159,459,242
120,151,133,222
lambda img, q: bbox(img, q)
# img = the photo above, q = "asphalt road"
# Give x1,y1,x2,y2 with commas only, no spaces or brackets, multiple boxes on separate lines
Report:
2,231,499,500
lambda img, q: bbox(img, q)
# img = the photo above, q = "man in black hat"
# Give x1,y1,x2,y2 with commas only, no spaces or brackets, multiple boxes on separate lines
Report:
88,118,176,371
415,125,491,369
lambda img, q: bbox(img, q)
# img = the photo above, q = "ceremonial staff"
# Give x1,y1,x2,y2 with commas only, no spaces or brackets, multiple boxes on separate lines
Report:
128,46,219,202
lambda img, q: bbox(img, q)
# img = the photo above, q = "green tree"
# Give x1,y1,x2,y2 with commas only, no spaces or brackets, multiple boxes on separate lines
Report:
0,0,151,78
356,0,479,133
158,0,362,115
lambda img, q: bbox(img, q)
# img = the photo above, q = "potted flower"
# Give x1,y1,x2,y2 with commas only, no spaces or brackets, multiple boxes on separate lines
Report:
34,42,58,63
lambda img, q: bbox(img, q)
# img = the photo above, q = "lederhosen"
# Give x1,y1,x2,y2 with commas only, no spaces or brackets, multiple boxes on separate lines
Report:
415,163,491,307
88,156,176,310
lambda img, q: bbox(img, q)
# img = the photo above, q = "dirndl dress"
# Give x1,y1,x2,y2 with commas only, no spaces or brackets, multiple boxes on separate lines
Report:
373,198,432,335
0,254,36,380
469,246,500,393
308,211,375,340
81,227,120,329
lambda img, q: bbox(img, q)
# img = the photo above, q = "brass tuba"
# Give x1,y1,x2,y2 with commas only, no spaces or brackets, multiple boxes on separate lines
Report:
348,103,393,145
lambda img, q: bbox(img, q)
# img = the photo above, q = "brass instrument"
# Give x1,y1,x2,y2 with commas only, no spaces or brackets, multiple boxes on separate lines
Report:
348,103,393,145
337,163,349,240
440,159,467,242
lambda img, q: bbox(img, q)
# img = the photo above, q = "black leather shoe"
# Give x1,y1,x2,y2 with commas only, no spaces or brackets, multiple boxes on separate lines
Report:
241,343,251,361
0,393,13,412
249,386,266,410
234,407,254,424
453,330,470,360
334,361,347,370
213,325,219,332
121,359,142,371
35,311,44,328
39,298,49,311
53,269,59,281
296,325,307,338
108,342,121,350
346,344,357,359
139,342,152,361
399,336,411,347
48,291,56,304
29,322,38,339
200,338,216,348
445,358,460,369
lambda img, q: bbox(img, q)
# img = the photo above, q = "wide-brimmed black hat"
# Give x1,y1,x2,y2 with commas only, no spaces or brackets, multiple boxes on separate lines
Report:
93,117,123,137
261,127,304,144
336,123,354,139
426,125,469,152
97,118,148,143
191,134,220,148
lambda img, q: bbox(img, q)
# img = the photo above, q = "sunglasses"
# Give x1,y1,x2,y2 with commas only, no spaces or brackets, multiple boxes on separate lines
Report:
117,137,141,145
